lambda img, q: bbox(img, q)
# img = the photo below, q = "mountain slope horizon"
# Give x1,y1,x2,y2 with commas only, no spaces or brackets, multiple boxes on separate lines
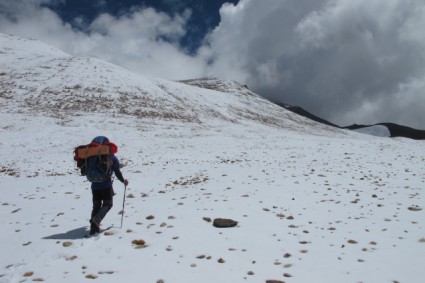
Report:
0,33,343,138
272,102,425,140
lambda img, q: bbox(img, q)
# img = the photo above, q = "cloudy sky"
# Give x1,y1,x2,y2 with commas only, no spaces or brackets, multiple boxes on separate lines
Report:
1,0,424,128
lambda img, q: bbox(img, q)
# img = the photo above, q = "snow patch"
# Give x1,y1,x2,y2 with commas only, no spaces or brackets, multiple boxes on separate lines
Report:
353,125,391,137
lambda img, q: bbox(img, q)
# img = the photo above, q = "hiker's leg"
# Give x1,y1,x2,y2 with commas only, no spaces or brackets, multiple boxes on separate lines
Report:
91,190,102,219
92,188,113,224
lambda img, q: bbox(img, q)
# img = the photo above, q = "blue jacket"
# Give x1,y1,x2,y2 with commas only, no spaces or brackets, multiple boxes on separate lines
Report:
91,155,124,190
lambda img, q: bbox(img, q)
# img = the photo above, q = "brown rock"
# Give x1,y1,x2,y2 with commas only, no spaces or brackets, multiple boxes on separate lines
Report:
213,218,238,228
23,271,34,277
132,239,146,246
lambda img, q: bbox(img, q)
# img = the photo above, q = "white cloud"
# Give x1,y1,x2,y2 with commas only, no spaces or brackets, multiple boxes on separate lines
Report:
202,0,425,128
0,0,206,80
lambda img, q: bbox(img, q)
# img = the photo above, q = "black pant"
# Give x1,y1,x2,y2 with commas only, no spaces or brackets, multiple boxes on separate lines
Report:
91,188,113,224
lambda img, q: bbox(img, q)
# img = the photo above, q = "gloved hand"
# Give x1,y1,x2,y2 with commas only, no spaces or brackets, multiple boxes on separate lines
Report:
124,179,129,186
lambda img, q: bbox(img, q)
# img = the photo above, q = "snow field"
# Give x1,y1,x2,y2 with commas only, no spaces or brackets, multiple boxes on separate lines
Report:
1,113,424,283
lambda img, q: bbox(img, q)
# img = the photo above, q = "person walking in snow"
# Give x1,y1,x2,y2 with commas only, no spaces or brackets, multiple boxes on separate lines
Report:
74,136,129,235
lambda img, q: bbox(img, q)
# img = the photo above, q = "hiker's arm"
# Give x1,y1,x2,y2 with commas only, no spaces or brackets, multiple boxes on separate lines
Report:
112,157,128,185
115,169,125,183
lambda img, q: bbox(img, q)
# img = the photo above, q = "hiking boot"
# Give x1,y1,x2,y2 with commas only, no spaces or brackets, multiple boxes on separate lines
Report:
89,219,100,235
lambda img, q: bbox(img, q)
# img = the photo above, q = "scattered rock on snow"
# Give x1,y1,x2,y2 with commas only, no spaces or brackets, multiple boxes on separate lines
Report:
23,271,34,277
85,274,98,279
62,242,73,247
132,239,146,246
213,218,238,228
203,217,212,222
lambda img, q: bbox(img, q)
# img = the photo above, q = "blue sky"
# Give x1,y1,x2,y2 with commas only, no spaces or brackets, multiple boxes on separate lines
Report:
44,0,239,54
1,0,425,128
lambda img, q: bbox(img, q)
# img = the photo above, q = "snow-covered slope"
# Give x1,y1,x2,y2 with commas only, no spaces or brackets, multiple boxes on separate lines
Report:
0,33,341,136
1,34,424,283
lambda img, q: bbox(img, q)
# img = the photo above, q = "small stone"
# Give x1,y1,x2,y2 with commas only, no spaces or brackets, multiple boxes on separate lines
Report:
66,255,78,261
98,271,114,274
132,239,146,246
218,258,225,263
213,218,238,228
62,242,73,247
347,239,358,244
203,217,212,222
247,271,254,275
146,215,155,220
23,271,34,277
85,274,98,279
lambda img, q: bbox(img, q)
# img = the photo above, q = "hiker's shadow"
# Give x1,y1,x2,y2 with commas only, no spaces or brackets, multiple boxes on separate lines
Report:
43,226,88,240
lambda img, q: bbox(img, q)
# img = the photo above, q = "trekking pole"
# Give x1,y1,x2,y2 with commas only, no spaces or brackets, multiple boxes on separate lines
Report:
120,184,127,229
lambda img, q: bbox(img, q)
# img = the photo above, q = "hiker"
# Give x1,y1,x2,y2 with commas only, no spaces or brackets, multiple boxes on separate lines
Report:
74,136,129,235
